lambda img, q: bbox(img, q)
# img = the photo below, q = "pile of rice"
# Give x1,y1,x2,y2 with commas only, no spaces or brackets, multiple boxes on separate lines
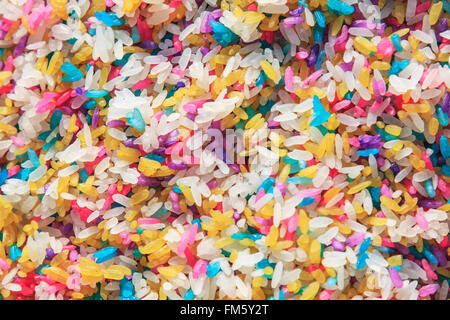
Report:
0,0,448,300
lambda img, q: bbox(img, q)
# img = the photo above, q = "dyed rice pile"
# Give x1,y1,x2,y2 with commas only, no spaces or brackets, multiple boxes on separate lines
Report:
0,0,449,300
